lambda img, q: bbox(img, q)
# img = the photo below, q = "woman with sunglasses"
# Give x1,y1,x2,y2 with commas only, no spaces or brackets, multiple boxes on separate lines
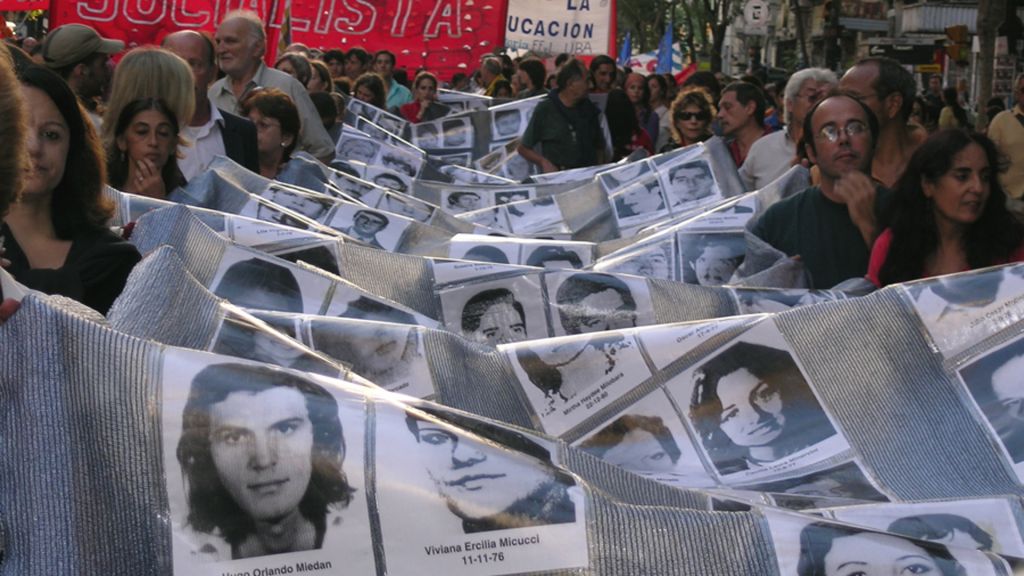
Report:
662,87,715,153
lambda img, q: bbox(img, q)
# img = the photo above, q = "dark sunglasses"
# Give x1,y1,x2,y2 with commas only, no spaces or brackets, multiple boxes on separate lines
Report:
675,111,710,121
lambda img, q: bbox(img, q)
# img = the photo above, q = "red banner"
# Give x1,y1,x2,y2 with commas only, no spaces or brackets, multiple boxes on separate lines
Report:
0,0,47,10
48,0,505,79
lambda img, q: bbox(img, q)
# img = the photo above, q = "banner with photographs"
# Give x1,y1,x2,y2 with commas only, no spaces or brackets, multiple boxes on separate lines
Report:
160,349,375,575
209,308,344,378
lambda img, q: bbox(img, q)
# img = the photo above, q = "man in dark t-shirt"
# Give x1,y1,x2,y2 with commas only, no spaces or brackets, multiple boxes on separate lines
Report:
518,58,605,173
751,94,891,288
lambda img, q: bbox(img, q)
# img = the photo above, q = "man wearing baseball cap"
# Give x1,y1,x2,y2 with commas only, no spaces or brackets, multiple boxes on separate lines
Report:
41,24,124,127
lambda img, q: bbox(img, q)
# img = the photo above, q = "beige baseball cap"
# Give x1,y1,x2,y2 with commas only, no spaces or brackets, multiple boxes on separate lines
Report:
41,24,125,69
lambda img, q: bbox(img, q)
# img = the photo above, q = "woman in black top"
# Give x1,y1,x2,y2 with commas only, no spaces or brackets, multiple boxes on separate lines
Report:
3,65,140,315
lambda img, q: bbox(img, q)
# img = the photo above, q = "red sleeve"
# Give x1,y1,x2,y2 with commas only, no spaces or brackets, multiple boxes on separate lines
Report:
1010,243,1024,263
866,228,894,287
400,102,420,123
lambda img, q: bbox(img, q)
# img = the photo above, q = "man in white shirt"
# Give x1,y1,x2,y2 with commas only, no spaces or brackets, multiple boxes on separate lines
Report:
164,30,259,180
739,68,836,191
208,10,335,164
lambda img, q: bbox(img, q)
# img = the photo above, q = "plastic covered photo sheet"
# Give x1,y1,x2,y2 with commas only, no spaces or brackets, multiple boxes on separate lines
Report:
731,287,851,315
820,497,1024,560
499,195,570,236
325,203,413,252
209,307,344,378
488,98,538,142
677,230,748,287
502,329,654,436
209,245,337,315
373,401,588,576
434,162,517,185
226,212,339,253
496,151,536,182
299,315,436,399
572,388,717,488
764,508,1012,576
903,264,1024,358
735,459,891,511
955,330,1024,483
369,190,438,224
652,148,726,212
448,234,595,269
662,318,852,484
438,273,548,347
159,348,375,575
598,159,655,194
611,176,675,238
593,235,679,281
441,187,494,216
543,269,656,337
671,191,758,231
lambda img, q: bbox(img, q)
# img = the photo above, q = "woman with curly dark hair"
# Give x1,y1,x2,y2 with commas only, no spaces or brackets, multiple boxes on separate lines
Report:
3,65,140,315
868,129,1024,287
107,97,187,199
352,72,387,110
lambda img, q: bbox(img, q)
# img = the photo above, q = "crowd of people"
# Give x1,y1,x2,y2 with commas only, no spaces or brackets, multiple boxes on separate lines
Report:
1,14,1024,318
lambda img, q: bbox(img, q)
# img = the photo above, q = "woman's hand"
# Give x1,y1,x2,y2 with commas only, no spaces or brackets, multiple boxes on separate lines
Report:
126,158,166,199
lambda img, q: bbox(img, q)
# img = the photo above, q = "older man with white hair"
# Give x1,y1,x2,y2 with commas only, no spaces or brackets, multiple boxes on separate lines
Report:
739,68,836,190
208,10,334,164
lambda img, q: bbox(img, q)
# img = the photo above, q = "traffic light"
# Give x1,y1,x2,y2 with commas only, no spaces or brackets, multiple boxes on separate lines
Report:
945,25,970,63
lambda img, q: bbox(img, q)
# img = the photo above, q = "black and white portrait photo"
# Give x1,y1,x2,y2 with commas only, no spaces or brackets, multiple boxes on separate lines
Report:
907,265,1024,357
441,118,473,148
376,193,435,223
546,271,653,336
495,189,532,206
662,159,717,209
414,122,443,150
449,238,519,265
574,389,714,486
368,169,411,194
768,515,976,576
381,151,419,178
309,318,433,398
211,313,339,377
329,207,408,251
957,334,1024,478
508,196,569,236
325,291,430,329
668,321,848,481
258,186,333,223
501,153,533,182
444,190,486,215
599,161,651,193
827,498,1024,563
373,404,588,574
375,114,405,136
509,331,652,435
613,179,668,222
210,251,333,315
161,352,372,572
523,245,588,270
594,239,676,281
685,339,841,477
492,109,522,140
442,277,546,346
336,138,381,165
679,232,747,286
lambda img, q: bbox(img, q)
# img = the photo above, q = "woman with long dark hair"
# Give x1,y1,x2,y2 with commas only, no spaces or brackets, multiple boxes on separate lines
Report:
4,65,140,314
107,97,186,199
868,129,1024,287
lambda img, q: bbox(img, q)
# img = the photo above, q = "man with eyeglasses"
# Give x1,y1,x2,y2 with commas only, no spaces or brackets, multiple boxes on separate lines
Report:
740,68,836,190
839,57,926,188
987,73,1024,200
750,94,892,288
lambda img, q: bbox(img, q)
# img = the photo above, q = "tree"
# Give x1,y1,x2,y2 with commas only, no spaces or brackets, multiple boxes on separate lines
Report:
617,0,742,71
